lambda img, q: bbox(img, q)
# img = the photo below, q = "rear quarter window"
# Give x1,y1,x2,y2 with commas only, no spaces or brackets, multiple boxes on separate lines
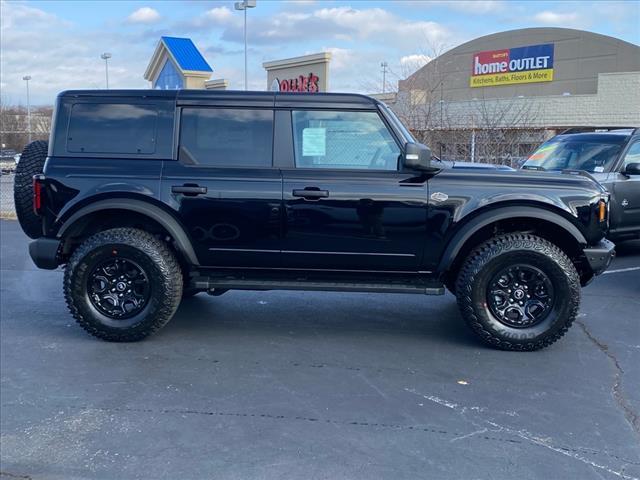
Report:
67,103,158,154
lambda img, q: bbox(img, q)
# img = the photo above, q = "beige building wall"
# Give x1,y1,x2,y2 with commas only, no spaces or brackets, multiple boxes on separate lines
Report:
263,52,331,92
204,79,229,90
433,72,640,129
183,74,212,90
401,27,640,102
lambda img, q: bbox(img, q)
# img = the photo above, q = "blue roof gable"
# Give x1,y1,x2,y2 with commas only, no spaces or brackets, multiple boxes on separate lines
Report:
161,36,212,72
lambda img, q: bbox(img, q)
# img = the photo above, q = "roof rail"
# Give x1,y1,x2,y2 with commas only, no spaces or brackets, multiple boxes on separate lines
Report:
559,126,637,135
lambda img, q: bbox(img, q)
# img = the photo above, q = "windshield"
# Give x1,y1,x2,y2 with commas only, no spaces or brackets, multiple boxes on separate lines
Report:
523,139,623,173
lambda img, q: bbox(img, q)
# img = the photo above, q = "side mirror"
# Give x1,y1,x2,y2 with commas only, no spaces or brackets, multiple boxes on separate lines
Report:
404,142,432,171
624,163,640,175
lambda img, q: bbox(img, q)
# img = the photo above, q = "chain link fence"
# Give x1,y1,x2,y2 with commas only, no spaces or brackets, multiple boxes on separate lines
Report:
1,108,52,218
1,151,20,219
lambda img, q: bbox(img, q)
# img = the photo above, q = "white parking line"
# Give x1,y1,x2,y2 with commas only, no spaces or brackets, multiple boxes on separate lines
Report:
602,266,640,275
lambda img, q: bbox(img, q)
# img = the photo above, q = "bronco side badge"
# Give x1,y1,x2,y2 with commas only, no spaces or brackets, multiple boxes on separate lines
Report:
431,192,449,202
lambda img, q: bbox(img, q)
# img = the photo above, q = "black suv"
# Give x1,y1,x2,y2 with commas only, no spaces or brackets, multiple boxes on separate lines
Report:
523,127,640,241
15,90,614,350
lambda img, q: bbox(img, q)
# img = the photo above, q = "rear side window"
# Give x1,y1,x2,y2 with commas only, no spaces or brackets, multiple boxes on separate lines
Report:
179,108,273,167
67,103,158,154
292,110,400,170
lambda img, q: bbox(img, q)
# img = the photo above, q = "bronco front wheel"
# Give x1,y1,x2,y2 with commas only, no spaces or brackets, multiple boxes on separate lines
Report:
455,233,581,351
64,228,183,341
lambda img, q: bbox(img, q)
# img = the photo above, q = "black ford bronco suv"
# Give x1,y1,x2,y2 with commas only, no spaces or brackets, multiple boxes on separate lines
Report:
14,90,615,350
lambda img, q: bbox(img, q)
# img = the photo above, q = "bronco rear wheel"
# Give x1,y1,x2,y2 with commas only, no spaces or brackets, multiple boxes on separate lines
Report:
13,140,48,239
64,228,183,341
455,233,580,351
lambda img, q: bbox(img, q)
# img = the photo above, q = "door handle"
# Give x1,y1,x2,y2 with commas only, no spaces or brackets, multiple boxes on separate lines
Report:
172,185,207,196
292,188,329,199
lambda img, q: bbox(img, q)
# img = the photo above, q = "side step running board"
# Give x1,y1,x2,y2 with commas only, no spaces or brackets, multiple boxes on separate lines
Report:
192,277,445,295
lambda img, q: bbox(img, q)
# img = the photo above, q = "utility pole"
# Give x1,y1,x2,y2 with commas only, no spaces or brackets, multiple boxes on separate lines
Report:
380,61,388,93
22,76,32,144
234,0,256,90
100,53,112,89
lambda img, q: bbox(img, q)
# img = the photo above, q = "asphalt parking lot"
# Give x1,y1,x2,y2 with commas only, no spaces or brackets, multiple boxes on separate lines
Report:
1,218,639,480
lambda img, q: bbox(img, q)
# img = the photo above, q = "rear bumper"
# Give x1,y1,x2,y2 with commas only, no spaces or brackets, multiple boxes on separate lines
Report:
584,238,615,276
29,237,61,270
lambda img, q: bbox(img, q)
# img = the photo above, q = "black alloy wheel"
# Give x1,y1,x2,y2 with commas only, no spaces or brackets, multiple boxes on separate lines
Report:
87,257,151,319
64,228,183,341
487,264,554,328
455,233,581,351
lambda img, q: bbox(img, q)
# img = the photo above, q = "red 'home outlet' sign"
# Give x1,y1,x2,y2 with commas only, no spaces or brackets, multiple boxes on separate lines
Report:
275,73,320,92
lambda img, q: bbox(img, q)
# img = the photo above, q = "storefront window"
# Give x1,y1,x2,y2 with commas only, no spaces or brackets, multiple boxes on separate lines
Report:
155,59,183,90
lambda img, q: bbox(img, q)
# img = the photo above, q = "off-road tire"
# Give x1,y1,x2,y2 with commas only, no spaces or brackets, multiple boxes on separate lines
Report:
13,140,48,238
64,228,183,341
455,233,580,351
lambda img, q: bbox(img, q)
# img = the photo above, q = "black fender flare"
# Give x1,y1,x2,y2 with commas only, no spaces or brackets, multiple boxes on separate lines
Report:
57,198,199,265
437,205,586,273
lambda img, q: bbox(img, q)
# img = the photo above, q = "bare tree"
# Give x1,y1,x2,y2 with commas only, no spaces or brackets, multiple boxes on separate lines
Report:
0,96,52,152
388,40,545,166
430,95,544,166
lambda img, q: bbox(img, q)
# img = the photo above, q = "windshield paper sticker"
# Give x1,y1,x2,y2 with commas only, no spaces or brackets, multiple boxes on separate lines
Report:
302,128,326,156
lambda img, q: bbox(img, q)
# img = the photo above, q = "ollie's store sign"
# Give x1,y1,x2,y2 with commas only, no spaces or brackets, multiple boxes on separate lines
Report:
470,43,554,87
271,73,320,93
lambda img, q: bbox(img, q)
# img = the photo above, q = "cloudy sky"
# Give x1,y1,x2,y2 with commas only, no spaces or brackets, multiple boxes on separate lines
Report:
1,0,639,105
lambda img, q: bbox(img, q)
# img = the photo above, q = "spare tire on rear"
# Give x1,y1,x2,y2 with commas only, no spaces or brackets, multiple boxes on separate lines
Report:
13,140,48,239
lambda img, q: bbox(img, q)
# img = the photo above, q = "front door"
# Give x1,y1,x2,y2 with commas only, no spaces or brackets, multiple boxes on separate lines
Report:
162,106,282,268
607,140,640,238
280,109,429,271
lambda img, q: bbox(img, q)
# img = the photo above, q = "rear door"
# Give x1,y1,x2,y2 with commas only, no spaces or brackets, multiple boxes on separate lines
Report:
161,105,282,268
278,108,429,271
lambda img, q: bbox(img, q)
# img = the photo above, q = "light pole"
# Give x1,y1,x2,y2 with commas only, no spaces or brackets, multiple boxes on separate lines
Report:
22,76,32,143
100,52,112,89
380,61,388,93
234,0,256,91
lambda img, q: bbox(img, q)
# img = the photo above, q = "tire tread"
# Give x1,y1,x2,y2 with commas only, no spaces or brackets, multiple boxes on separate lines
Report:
455,233,581,351
63,227,183,341
13,140,48,239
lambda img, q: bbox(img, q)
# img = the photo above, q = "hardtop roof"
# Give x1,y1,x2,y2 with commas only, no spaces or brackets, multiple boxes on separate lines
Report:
57,89,381,107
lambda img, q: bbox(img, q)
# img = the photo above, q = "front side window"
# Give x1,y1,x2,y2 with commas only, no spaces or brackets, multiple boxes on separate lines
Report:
67,103,158,154
621,141,640,169
292,110,400,170
179,108,273,167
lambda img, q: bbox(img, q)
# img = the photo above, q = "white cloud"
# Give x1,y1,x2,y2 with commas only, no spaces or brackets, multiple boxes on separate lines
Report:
126,7,161,24
319,47,354,71
400,54,431,68
212,5,453,51
533,10,585,27
0,2,150,104
424,1,505,14
203,6,234,24
312,7,449,45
